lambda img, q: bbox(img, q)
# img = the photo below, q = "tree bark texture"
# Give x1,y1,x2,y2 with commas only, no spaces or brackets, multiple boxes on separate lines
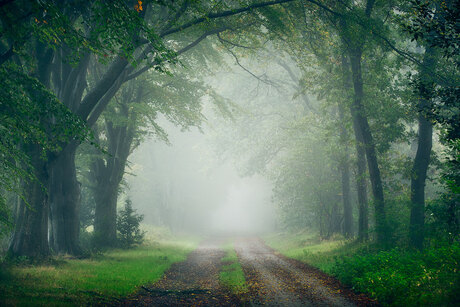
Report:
341,54,368,240
9,42,54,257
338,103,353,237
93,87,139,247
49,143,81,254
356,141,369,241
409,47,436,250
9,145,50,257
348,48,387,244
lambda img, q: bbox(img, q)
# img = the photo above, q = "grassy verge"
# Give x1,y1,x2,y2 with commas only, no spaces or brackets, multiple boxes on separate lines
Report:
0,230,198,306
264,231,460,306
264,231,361,273
219,240,248,295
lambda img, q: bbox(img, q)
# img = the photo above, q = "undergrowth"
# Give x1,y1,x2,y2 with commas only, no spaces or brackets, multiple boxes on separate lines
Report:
332,243,460,306
265,231,460,306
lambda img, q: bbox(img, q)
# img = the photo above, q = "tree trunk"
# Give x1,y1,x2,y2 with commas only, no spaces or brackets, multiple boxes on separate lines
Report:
8,42,54,258
341,54,368,240
338,103,353,237
9,145,50,257
348,48,387,244
92,89,137,247
356,141,369,241
93,179,119,246
49,142,81,254
409,47,436,250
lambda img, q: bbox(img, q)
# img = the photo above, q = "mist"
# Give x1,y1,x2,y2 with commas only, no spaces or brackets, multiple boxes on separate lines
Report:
1,1,458,305
127,113,276,235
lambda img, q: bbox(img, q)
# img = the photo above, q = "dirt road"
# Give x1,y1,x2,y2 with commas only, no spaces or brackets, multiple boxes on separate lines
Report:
119,237,377,306
235,237,376,306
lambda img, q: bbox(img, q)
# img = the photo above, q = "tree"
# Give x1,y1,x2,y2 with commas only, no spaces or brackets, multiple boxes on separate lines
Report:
3,0,300,257
402,0,460,246
89,57,217,247
117,199,145,248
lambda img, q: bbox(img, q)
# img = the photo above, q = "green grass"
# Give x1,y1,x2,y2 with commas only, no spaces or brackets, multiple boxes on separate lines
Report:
264,230,363,273
219,241,248,294
0,233,198,306
264,231,460,306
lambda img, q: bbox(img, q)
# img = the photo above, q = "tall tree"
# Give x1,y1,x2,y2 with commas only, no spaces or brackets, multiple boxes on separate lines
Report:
4,0,298,256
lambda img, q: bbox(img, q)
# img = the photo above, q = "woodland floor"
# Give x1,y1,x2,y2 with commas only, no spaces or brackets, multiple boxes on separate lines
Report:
116,237,378,307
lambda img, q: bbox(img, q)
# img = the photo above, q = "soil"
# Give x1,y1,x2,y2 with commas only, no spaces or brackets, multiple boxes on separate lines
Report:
234,237,378,306
114,237,378,306
117,238,241,306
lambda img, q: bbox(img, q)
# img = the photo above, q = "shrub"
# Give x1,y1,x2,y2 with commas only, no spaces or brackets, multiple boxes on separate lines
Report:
332,243,460,306
117,199,145,248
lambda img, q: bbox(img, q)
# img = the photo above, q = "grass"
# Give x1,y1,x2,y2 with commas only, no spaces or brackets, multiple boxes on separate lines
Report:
0,228,198,306
219,240,248,295
264,230,362,273
264,230,460,306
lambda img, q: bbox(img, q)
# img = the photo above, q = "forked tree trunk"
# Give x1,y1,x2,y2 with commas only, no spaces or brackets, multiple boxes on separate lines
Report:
92,87,138,247
409,47,436,250
341,55,368,240
349,48,387,244
9,145,50,257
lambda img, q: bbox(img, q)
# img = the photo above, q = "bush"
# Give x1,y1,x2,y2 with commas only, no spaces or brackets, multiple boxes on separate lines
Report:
332,243,460,306
117,199,145,249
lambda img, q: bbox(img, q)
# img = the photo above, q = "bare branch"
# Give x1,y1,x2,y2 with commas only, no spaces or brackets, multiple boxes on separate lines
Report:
217,32,255,49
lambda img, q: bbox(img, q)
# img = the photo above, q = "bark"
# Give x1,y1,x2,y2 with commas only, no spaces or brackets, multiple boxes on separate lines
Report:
348,48,387,244
49,142,81,254
409,47,436,250
9,145,50,257
341,54,368,240
9,42,54,257
46,56,127,254
92,87,140,247
93,177,119,246
338,103,353,237
92,127,132,247
356,140,369,241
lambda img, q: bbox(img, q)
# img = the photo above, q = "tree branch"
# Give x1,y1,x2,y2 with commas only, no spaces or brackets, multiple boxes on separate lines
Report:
125,26,230,82
217,32,255,49
160,0,299,37
78,57,129,121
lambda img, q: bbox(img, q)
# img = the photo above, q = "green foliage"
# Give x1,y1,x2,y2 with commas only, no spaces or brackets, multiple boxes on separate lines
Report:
0,237,198,305
402,0,459,58
332,244,460,306
117,199,145,248
0,64,92,232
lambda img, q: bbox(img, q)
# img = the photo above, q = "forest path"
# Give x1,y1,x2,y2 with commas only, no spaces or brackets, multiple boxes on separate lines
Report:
119,238,241,306
235,237,377,306
118,237,377,306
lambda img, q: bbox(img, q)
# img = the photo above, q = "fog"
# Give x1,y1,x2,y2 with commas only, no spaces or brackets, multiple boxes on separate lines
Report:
126,115,276,235
122,51,309,236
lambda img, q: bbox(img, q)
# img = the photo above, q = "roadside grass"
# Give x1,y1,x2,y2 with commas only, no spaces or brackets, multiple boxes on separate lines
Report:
264,231,460,306
0,228,198,306
219,241,248,295
264,231,362,273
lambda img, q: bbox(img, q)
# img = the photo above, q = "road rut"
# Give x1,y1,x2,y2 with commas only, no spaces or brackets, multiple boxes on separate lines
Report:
235,237,377,306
